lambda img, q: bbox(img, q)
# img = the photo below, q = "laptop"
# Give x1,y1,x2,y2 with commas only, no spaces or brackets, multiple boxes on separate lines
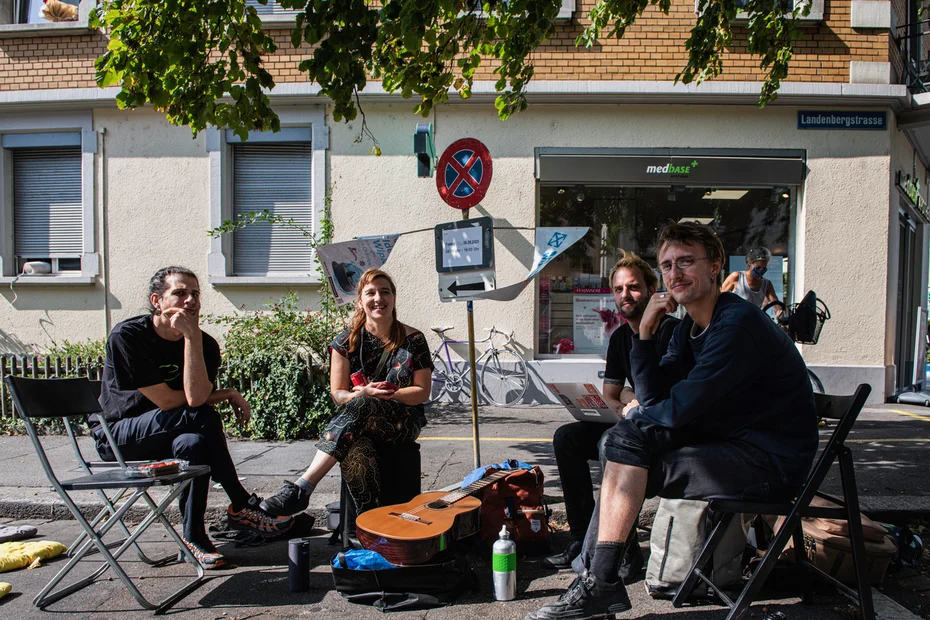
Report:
547,383,620,424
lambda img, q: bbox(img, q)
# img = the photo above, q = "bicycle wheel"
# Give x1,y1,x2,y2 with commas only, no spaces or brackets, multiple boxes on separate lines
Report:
808,369,824,394
429,352,462,403
480,347,528,407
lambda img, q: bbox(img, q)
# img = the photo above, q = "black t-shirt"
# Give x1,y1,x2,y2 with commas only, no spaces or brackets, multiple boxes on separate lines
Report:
603,315,679,393
98,314,221,421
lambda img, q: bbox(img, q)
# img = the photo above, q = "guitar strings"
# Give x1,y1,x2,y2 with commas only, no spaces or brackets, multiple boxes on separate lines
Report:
403,470,511,516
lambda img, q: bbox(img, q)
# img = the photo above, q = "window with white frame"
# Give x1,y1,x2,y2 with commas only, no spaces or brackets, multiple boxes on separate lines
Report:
0,122,97,282
464,0,575,19
230,141,314,276
1,0,84,26
207,109,328,285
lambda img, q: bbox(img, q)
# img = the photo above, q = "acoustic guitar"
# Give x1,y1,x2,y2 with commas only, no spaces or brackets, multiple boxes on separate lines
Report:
355,469,512,565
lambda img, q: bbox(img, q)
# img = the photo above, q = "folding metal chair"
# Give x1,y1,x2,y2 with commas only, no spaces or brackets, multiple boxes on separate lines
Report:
59,380,177,567
6,376,211,614
672,384,873,620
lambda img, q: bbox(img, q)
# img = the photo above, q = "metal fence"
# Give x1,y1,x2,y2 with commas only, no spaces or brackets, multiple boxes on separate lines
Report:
0,354,105,420
1,353,325,422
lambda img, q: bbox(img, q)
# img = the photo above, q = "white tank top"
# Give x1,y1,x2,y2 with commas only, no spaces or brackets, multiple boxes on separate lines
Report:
735,271,767,308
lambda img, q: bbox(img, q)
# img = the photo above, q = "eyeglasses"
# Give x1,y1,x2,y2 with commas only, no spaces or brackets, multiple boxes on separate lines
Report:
658,256,711,274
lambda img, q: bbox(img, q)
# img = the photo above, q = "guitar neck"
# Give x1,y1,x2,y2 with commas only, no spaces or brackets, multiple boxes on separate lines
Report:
437,469,513,505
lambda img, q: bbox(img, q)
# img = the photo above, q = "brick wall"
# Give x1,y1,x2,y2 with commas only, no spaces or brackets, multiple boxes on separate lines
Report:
0,0,895,91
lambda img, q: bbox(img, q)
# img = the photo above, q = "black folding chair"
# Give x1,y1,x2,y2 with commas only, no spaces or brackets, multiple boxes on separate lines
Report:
59,380,177,567
6,376,211,614
672,384,873,620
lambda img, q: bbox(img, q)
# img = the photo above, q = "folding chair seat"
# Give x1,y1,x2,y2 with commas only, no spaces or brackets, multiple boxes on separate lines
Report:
6,376,212,614
672,384,874,620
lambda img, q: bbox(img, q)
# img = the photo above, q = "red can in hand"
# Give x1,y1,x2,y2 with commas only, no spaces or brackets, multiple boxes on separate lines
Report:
350,371,368,387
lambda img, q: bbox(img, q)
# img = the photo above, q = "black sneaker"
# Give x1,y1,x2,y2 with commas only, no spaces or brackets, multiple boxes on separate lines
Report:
259,481,310,517
543,539,584,570
178,536,225,569
227,493,294,537
525,574,632,620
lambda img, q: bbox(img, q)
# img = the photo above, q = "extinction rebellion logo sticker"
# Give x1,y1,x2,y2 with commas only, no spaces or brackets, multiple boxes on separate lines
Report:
646,160,699,177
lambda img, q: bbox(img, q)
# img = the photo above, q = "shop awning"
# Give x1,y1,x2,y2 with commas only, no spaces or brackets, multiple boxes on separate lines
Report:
536,148,807,187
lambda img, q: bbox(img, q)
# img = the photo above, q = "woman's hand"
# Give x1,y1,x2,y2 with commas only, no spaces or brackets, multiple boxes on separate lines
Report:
353,383,396,400
621,399,640,419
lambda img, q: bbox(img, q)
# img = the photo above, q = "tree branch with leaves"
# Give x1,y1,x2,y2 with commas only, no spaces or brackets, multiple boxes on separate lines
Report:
92,0,808,138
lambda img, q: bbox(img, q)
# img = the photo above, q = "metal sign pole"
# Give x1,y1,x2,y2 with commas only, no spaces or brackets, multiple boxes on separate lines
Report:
463,208,481,468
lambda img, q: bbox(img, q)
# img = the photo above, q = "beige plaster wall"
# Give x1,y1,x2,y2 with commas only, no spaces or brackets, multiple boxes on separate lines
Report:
97,108,324,345
331,103,894,369
0,103,897,385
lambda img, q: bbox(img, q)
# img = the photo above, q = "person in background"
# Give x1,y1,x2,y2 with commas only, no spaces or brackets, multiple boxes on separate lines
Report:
543,251,679,577
721,246,781,310
94,267,293,570
260,269,433,518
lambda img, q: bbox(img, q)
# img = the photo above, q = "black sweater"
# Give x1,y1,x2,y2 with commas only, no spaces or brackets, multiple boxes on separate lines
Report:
627,293,818,487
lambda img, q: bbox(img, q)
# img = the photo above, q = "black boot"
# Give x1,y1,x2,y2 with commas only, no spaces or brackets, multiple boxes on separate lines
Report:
525,573,632,620
543,539,584,570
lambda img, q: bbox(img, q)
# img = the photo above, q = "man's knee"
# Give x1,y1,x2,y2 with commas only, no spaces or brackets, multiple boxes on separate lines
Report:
552,423,574,455
172,432,208,464
602,419,661,468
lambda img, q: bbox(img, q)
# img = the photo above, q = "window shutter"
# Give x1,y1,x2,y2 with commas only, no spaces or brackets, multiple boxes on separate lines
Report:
12,146,82,257
232,143,314,276
244,0,299,15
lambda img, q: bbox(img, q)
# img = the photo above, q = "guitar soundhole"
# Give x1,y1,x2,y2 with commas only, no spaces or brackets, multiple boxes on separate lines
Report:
426,500,449,510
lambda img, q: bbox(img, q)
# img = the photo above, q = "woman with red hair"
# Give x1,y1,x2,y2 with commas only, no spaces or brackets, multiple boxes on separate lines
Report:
261,269,433,517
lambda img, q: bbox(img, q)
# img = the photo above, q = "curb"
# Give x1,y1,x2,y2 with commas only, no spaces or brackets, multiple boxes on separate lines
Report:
874,588,925,620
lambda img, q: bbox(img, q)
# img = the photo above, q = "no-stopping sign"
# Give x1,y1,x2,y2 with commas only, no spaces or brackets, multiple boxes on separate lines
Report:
435,138,493,210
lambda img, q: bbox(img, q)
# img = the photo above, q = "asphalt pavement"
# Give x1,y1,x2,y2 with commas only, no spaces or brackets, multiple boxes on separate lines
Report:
0,401,928,619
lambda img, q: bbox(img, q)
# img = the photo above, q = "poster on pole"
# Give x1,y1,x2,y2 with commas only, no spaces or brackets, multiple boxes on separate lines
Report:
572,293,620,353
317,235,400,305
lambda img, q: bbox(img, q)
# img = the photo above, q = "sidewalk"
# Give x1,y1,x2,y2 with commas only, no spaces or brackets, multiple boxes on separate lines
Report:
0,401,928,619
1,401,929,524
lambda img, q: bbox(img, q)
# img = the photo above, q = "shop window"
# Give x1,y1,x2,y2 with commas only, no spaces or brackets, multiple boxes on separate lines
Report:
537,185,794,357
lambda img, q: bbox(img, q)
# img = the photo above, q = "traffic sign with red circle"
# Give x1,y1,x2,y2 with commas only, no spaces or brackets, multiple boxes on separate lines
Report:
435,138,493,210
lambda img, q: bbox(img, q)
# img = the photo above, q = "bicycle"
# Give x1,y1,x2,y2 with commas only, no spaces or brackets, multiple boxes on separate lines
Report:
763,293,831,395
429,326,529,407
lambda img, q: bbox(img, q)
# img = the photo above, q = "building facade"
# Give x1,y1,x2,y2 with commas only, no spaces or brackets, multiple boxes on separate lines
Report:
0,0,928,404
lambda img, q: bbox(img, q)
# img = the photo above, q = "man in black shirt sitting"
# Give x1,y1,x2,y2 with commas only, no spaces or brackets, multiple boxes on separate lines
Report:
544,251,679,575
94,267,293,570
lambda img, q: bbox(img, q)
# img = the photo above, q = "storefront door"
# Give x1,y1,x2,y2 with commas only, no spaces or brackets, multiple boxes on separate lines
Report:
895,208,922,388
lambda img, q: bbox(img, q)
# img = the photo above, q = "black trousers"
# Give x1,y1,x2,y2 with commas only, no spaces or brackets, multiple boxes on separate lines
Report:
93,405,244,542
552,421,613,542
573,417,796,576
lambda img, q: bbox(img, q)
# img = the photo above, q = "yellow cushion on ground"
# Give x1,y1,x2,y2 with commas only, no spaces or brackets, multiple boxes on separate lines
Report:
0,540,67,573
0,582,11,598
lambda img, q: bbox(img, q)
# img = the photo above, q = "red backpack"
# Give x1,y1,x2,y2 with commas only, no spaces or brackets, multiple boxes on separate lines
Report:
476,466,552,554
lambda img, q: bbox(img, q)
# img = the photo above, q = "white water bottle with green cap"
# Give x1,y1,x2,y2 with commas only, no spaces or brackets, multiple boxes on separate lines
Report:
492,524,516,601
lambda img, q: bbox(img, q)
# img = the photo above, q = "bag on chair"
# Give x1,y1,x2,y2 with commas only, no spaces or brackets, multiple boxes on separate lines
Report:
646,498,751,599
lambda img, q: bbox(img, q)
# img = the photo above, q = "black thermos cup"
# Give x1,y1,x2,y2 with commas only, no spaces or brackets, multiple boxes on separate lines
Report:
288,537,311,592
